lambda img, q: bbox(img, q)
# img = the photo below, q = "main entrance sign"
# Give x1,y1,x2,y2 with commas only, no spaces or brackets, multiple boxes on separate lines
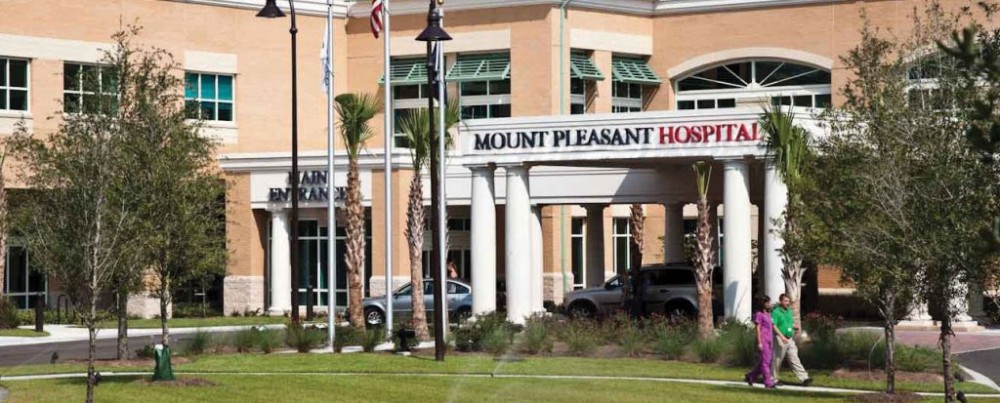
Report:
268,170,347,203
465,120,760,154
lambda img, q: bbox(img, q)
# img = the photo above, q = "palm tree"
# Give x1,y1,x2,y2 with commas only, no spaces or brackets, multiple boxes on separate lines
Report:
759,106,811,328
692,161,717,339
397,102,460,340
626,204,645,318
335,93,381,329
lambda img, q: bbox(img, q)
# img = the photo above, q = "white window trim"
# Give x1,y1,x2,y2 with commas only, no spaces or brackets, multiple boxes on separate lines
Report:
612,217,632,273
1,57,30,113
63,62,116,114
3,243,47,309
571,217,586,289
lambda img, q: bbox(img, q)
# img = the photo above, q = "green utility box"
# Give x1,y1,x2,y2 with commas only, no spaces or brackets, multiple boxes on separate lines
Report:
152,345,175,381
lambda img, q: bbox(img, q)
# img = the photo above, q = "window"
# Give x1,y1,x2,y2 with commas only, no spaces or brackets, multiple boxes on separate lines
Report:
448,53,511,120
570,51,605,114
676,60,831,110
385,58,431,148
571,218,585,289
611,56,660,113
0,58,29,112
612,218,632,274
4,246,45,309
185,73,234,122
64,63,118,114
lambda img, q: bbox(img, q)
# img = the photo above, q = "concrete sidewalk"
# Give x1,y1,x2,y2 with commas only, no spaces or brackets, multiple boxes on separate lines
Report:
0,324,285,348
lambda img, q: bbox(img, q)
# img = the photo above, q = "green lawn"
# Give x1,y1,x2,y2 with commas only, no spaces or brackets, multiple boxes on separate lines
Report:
0,328,50,337
1,374,857,403
96,316,287,329
2,354,996,395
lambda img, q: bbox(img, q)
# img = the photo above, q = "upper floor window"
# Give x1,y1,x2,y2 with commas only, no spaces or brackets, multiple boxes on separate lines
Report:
676,59,831,110
611,56,660,113
383,58,430,148
447,53,511,120
185,73,234,122
570,51,605,115
64,63,118,114
0,58,29,112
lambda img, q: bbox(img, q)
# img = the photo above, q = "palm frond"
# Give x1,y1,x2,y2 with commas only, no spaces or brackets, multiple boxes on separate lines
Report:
396,101,461,171
335,92,382,159
760,106,811,185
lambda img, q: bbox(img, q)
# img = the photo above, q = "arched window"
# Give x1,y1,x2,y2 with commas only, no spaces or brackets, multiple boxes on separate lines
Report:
675,60,831,110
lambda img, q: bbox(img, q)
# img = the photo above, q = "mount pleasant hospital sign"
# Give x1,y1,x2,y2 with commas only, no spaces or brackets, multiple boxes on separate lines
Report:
463,120,762,155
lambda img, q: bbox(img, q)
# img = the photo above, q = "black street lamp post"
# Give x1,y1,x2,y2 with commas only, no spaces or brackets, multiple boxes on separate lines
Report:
257,0,306,323
416,0,451,362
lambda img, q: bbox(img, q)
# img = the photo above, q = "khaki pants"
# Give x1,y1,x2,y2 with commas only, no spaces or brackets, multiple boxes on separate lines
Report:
772,336,809,382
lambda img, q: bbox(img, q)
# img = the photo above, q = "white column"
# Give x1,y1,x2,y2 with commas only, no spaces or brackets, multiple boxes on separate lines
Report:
531,205,544,312
970,284,986,319
663,202,686,264
470,165,497,315
584,204,607,288
504,165,532,325
953,285,974,322
763,162,788,301
723,159,753,321
268,209,292,315
906,302,933,322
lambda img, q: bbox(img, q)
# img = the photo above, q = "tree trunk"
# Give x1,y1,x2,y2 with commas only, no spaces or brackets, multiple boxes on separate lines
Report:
627,204,645,318
941,313,955,402
694,197,716,338
345,158,366,328
405,174,430,340
116,288,128,360
86,296,98,403
884,298,896,395
0,167,7,299
160,275,171,347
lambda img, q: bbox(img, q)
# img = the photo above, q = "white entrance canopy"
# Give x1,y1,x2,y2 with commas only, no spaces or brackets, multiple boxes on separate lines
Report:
452,107,825,325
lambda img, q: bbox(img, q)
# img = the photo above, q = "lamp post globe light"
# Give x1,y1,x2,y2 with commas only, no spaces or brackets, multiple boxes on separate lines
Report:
416,0,451,362
257,0,306,324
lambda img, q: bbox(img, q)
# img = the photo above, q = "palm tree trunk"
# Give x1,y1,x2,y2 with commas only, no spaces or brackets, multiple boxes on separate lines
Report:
627,204,645,317
0,167,7,299
695,197,715,339
406,174,430,340
346,158,366,328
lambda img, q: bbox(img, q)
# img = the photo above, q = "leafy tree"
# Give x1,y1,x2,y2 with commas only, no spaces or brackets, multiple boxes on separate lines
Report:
9,35,137,402
335,93,381,329
759,106,812,328
397,102,460,340
691,161,716,339
810,8,999,399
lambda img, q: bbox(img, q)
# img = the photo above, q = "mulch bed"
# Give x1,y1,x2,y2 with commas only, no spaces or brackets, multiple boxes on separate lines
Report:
852,392,923,402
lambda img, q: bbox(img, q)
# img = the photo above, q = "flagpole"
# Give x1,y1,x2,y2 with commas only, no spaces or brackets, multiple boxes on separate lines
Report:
325,0,337,351
382,0,395,341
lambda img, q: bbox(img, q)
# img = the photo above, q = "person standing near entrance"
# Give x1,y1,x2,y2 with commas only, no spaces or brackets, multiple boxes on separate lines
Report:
745,295,776,388
771,293,812,386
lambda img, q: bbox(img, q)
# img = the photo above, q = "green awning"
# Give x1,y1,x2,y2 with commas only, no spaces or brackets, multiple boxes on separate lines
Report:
612,57,661,85
379,59,428,85
446,54,511,83
571,52,605,81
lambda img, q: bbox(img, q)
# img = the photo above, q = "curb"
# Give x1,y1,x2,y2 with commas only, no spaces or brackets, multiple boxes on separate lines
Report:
960,365,1000,392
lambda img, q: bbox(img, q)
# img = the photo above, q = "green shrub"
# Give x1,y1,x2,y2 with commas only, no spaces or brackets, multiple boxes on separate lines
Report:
520,316,553,355
136,344,156,359
895,345,937,373
483,326,512,357
362,327,385,353
333,326,358,352
257,329,283,354
598,313,633,344
285,323,326,353
185,329,213,356
453,312,516,352
563,321,598,356
0,299,20,330
801,312,841,341
718,320,757,367
693,337,723,363
619,326,646,357
654,331,689,360
233,327,259,353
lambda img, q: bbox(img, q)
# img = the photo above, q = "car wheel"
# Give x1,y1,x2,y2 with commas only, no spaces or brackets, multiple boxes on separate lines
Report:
664,301,696,323
364,307,385,328
567,301,597,320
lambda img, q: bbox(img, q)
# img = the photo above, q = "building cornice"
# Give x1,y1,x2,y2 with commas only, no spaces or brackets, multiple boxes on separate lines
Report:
218,149,414,171
344,0,841,18
167,0,352,18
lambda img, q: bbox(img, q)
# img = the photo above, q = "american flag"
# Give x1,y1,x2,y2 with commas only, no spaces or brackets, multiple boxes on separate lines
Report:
370,0,384,38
